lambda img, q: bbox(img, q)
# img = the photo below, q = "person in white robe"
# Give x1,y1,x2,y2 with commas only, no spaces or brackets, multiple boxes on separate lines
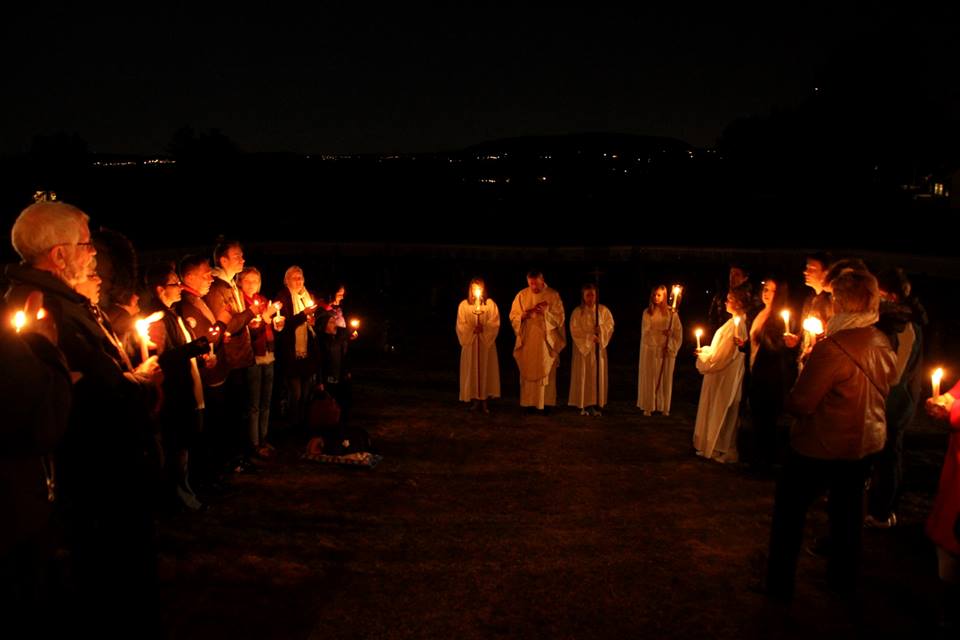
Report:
568,283,614,415
637,285,682,416
692,289,749,462
509,271,566,411
456,278,500,413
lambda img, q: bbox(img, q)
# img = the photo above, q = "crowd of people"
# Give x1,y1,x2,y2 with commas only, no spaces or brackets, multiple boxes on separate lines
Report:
2,197,957,634
1,199,355,634
457,257,955,631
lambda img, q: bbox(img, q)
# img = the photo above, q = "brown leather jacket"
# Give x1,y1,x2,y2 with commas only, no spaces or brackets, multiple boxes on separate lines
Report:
205,273,255,371
786,326,897,460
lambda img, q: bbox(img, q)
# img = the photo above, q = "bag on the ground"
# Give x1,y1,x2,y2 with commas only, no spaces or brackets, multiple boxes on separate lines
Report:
308,390,341,428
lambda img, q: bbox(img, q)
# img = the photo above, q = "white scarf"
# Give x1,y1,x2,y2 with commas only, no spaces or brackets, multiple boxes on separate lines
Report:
826,310,879,336
289,287,313,357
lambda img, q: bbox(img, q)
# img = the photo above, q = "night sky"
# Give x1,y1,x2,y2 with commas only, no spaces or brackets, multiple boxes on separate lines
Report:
3,5,953,156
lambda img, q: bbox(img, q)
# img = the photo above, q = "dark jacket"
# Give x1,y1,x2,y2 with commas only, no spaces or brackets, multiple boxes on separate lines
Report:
4,264,153,510
205,272,255,370
273,287,320,377
178,290,229,387
786,325,897,460
0,316,71,554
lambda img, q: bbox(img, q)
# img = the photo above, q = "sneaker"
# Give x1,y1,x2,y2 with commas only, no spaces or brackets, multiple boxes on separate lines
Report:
864,513,897,529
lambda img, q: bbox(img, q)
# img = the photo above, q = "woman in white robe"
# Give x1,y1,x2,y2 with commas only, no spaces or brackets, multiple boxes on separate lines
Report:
568,284,614,415
692,289,749,462
456,278,500,413
637,285,682,416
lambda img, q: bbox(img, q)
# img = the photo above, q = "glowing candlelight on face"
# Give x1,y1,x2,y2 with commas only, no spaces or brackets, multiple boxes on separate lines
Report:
802,316,824,336
932,367,944,399
672,285,682,310
781,309,791,334
135,311,164,362
695,328,703,350
13,310,26,333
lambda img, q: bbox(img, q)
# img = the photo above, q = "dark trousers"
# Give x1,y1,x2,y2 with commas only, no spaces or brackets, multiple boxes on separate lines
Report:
766,452,872,600
868,388,914,520
326,378,353,424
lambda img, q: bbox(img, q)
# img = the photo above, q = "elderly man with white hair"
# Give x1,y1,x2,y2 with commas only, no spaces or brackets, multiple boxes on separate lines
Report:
4,200,161,633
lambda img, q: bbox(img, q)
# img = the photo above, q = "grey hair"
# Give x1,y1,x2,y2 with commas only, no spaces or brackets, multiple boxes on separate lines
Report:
11,201,90,264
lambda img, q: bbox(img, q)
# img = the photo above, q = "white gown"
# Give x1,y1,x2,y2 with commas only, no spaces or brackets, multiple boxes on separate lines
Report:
568,304,614,408
456,299,501,402
637,308,682,413
692,317,746,462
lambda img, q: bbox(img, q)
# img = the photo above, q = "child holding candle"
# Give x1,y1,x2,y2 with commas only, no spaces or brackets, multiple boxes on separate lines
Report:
693,289,749,463
456,278,500,413
638,284,682,417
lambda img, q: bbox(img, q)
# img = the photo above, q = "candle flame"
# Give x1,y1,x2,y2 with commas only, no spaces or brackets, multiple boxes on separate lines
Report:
135,311,165,338
13,310,26,332
36,308,46,320
350,318,360,329
733,316,741,327
802,316,824,336
695,328,703,338
933,368,944,385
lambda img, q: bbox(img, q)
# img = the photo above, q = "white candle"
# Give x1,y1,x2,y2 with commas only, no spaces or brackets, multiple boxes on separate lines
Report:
781,309,791,335
134,312,164,363
672,285,681,310
695,328,703,350
933,368,944,399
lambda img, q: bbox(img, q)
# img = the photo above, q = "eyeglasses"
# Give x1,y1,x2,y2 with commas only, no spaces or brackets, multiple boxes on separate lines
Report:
164,281,183,288
48,240,95,252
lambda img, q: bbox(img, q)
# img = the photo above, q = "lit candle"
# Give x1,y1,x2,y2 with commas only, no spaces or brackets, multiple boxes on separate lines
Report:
781,309,791,335
472,284,483,313
802,316,824,336
672,285,681,310
134,311,165,363
13,310,26,333
273,301,283,319
733,315,741,333
932,367,944,400
207,325,220,356
350,318,360,330
695,328,703,351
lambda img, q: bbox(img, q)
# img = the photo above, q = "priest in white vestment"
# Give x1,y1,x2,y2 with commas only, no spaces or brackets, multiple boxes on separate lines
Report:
456,278,500,412
509,271,566,411
568,284,614,415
